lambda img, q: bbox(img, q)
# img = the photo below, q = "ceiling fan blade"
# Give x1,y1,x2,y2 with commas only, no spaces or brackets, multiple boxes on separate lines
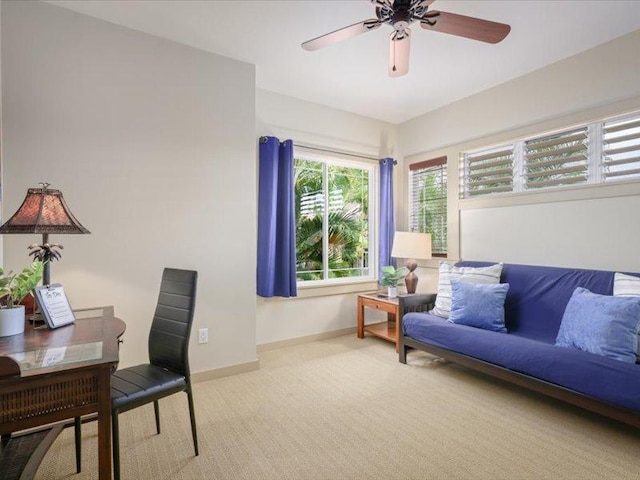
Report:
371,0,392,8
420,11,511,44
412,0,436,9
389,30,411,78
302,19,381,51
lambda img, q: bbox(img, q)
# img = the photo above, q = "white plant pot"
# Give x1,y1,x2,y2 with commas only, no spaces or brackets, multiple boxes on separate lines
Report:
0,305,26,337
388,286,398,299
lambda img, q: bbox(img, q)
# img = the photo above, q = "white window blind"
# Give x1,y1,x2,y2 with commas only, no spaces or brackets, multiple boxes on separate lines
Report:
460,111,640,198
523,127,589,190
409,157,447,255
461,146,514,197
603,116,640,182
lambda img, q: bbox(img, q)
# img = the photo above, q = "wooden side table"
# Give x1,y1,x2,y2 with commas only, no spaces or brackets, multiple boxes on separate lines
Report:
357,293,401,352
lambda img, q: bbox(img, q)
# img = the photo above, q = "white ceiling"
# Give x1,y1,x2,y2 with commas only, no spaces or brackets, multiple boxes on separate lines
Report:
47,0,640,125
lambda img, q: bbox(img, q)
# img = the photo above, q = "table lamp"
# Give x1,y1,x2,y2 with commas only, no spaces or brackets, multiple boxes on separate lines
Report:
0,183,90,285
391,231,432,294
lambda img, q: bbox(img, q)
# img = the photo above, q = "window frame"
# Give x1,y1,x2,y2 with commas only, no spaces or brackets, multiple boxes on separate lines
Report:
459,109,640,199
293,147,377,287
408,156,448,257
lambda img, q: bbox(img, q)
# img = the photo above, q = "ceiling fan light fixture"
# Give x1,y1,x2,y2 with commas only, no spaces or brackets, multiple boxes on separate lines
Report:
389,28,410,77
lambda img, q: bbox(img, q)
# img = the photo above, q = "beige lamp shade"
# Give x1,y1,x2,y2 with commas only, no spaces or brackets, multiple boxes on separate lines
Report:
391,231,432,260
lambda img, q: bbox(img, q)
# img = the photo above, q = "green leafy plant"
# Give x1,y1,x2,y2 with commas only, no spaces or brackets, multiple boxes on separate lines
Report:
379,265,408,287
0,261,44,309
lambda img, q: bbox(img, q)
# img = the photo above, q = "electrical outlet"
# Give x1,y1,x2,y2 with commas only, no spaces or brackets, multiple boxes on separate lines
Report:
198,328,208,344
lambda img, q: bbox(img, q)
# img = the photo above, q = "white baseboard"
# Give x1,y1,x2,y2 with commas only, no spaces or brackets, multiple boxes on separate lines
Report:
191,327,357,382
257,327,356,353
191,359,260,383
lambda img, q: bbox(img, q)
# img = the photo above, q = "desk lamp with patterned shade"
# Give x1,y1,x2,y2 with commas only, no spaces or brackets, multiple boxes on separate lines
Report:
0,183,90,285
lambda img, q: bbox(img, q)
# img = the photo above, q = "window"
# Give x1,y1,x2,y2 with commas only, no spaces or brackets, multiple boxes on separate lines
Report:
603,115,640,182
460,110,640,198
409,156,447,255
462,146,514,197
524,127,589,190
294,150,374,283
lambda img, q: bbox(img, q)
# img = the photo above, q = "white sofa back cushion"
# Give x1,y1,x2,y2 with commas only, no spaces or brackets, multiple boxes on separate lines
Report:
613,272,640,359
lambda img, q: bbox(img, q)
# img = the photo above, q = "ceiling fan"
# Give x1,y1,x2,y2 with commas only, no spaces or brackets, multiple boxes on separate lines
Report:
301,0,511,77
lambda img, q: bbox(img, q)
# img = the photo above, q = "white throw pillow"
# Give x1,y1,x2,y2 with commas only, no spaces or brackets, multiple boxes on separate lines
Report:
431,262,504,319
613,272,640,359
614,272,640,297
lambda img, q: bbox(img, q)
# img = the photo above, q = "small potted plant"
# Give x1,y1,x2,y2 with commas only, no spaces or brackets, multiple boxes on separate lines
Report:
0,261,43,337
380,265,408,299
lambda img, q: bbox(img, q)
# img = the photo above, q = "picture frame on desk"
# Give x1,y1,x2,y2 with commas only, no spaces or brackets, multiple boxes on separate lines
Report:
34,284,76,329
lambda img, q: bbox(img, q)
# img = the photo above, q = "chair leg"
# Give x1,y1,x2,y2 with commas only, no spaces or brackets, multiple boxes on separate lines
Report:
112,411,121,480
153,400,161,435
74,416,82,473
186,386,199,456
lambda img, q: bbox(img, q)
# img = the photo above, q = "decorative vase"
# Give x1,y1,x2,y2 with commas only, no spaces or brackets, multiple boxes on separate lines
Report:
0,305,26,337
388,286,398,299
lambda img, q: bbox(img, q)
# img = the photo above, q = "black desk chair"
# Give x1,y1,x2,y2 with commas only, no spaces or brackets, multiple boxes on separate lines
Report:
77,268,199,480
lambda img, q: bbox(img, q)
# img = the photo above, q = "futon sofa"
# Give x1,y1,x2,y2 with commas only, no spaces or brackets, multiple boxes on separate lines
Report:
398,262,640,428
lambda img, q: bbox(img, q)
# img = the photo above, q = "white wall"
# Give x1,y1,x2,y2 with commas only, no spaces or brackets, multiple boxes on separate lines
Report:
1,1,257,373
257,89,397,159
255,89,397,345
400,30,640,156
398,29,640,278
460,196,640,272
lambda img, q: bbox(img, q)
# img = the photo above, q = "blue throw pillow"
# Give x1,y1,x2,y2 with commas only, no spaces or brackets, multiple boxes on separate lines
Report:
448,280,510,333
555,287,640,363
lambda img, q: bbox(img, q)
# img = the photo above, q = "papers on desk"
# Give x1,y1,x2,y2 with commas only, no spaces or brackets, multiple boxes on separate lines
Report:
41,346,67,367
34,284,76,329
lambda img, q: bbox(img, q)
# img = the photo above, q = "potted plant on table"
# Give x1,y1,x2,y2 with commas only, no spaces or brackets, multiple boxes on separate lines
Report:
0,261,43,337
380,265,408,299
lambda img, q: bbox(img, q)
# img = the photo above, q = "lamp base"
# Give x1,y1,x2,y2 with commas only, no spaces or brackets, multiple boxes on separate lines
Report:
404,258,418,294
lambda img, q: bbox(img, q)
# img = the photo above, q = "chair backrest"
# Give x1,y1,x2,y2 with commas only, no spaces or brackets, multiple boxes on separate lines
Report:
148,268,198,377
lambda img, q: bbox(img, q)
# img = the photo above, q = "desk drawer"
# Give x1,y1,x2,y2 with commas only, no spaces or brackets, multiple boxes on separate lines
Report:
0,369,99,434
360,297,397,314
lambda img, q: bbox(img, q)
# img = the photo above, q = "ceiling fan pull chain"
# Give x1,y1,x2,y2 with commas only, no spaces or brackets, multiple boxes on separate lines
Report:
391,34,397,72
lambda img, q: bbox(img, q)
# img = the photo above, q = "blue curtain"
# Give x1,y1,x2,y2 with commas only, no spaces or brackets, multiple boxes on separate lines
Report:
379,158,396,279
257,136,297,298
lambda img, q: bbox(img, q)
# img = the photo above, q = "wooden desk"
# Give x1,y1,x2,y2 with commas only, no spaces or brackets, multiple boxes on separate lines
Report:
0,313,125,480
357,293,401,352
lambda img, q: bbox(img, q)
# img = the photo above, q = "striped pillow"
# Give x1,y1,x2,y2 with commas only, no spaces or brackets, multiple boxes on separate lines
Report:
614,272,640,297
431,262,504,319
613,272,640,359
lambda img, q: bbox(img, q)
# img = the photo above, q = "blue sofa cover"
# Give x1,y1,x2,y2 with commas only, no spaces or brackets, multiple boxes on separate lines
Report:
402,262,640,412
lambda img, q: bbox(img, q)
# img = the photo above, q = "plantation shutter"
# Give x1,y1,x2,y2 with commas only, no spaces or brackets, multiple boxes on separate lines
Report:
524,127,589,189
409,157,447,255
461,146,514,197
603,114,640,182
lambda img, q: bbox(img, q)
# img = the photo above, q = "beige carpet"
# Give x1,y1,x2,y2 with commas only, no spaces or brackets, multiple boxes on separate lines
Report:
36,335,640,480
